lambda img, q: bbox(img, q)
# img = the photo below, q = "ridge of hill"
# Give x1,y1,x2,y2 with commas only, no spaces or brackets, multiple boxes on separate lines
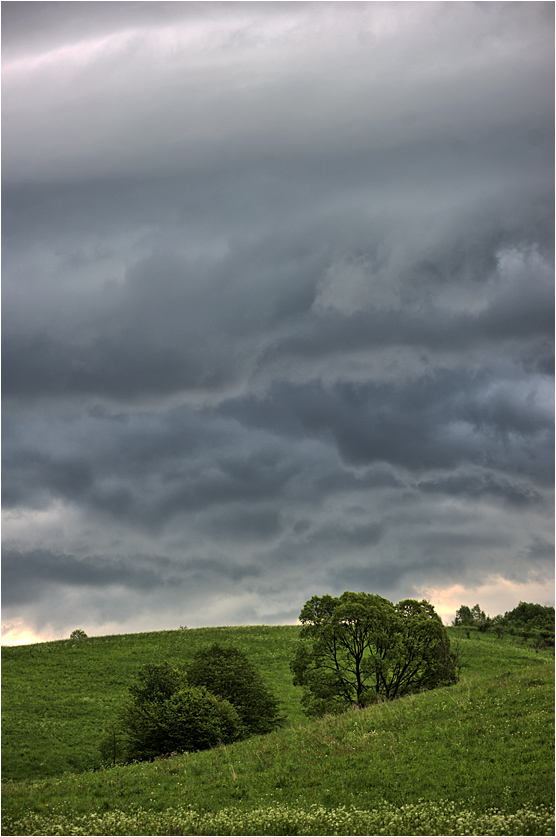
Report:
2,625,554,836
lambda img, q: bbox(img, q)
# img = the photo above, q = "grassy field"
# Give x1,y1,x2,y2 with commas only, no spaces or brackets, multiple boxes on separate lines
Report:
2,625,554,835
2,624,303,781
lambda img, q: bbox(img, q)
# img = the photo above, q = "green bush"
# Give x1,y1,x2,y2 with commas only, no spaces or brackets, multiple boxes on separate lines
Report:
101,645,282,764
187,643,282,736
128,661,186,704
121,684,240,761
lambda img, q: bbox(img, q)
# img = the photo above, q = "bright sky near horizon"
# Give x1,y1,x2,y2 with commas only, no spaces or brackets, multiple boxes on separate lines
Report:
2,1,554,645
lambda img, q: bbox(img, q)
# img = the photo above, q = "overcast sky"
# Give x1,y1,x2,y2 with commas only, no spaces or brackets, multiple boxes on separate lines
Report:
2,1,554,644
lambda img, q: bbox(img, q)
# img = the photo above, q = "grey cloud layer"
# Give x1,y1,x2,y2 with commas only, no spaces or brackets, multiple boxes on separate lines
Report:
2,2,553,637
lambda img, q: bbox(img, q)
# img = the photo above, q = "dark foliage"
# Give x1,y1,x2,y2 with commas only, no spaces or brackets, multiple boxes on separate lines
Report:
187,643,282,736
128,661,186,705
502,602,554,632
105,662,241,763
291,591,458,716
120,684,240,762
100,647,281,765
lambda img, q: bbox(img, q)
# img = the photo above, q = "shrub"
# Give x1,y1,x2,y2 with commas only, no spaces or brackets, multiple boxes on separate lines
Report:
128,661,187,704
187,643,282,736
120,684,240,762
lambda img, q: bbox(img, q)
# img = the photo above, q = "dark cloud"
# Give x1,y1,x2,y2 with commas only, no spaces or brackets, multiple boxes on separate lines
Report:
2,548,168,606
2,2,553,642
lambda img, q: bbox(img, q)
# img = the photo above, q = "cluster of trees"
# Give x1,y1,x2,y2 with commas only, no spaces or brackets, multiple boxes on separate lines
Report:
501,602,554,633
453,604,490,630
291,592,459,716
101,591,460,765
454,601,554,647
99,643,281,765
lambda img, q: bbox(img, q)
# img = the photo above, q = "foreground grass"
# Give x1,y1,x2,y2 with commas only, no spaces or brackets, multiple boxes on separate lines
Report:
3,800,554,836
3,651,554,836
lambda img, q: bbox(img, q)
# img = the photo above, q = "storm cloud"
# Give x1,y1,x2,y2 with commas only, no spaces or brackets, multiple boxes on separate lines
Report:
2,2,554,643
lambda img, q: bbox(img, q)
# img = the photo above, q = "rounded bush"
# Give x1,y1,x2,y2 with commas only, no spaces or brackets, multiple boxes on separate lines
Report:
122,684,240,761
187,643,282,736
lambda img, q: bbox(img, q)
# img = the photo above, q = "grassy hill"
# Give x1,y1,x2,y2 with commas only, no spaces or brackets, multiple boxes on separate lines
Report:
2,626,554,835
2,625,304,781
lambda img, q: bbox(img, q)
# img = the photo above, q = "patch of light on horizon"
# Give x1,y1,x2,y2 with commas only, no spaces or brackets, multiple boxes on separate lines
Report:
418,575,555,625
1,620,58,646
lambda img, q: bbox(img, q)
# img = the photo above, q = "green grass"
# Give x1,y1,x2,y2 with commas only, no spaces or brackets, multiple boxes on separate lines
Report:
2,625,303,781
2,626,554,835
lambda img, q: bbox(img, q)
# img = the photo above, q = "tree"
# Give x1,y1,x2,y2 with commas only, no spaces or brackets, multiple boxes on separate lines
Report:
291,591,458,715
499,602,555,648
111,662,241,763
69,629,88,640
454,604,489,629
187,643,282,736
453,605,474,627
98,721,127,767
503,602,555,632
470,604,486,623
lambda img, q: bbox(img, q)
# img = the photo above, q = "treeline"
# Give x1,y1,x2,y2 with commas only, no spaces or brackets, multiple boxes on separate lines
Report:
453,601,554,648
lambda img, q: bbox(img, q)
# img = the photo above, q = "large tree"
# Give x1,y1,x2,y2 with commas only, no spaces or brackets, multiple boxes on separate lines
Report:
291,591,458,715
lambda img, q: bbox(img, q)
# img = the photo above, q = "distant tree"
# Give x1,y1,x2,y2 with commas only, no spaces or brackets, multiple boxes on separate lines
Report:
69,629,88,640
455,602,555,646
471,604,487,626
454,604,488,629
453,606,474,627
187,643,282,736
291,592,458,716
503,602,555,632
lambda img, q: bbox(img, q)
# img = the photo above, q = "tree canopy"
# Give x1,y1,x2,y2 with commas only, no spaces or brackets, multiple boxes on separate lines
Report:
453,604,487,627
120,681,240,762
503,601,554,631
291,591,457,715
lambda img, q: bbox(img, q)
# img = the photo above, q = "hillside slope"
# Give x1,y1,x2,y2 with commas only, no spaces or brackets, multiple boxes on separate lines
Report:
2,624,303,780
2,652,554,835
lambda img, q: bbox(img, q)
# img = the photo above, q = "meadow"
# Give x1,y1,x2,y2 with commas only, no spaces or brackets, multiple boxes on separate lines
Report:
2,625,554,836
